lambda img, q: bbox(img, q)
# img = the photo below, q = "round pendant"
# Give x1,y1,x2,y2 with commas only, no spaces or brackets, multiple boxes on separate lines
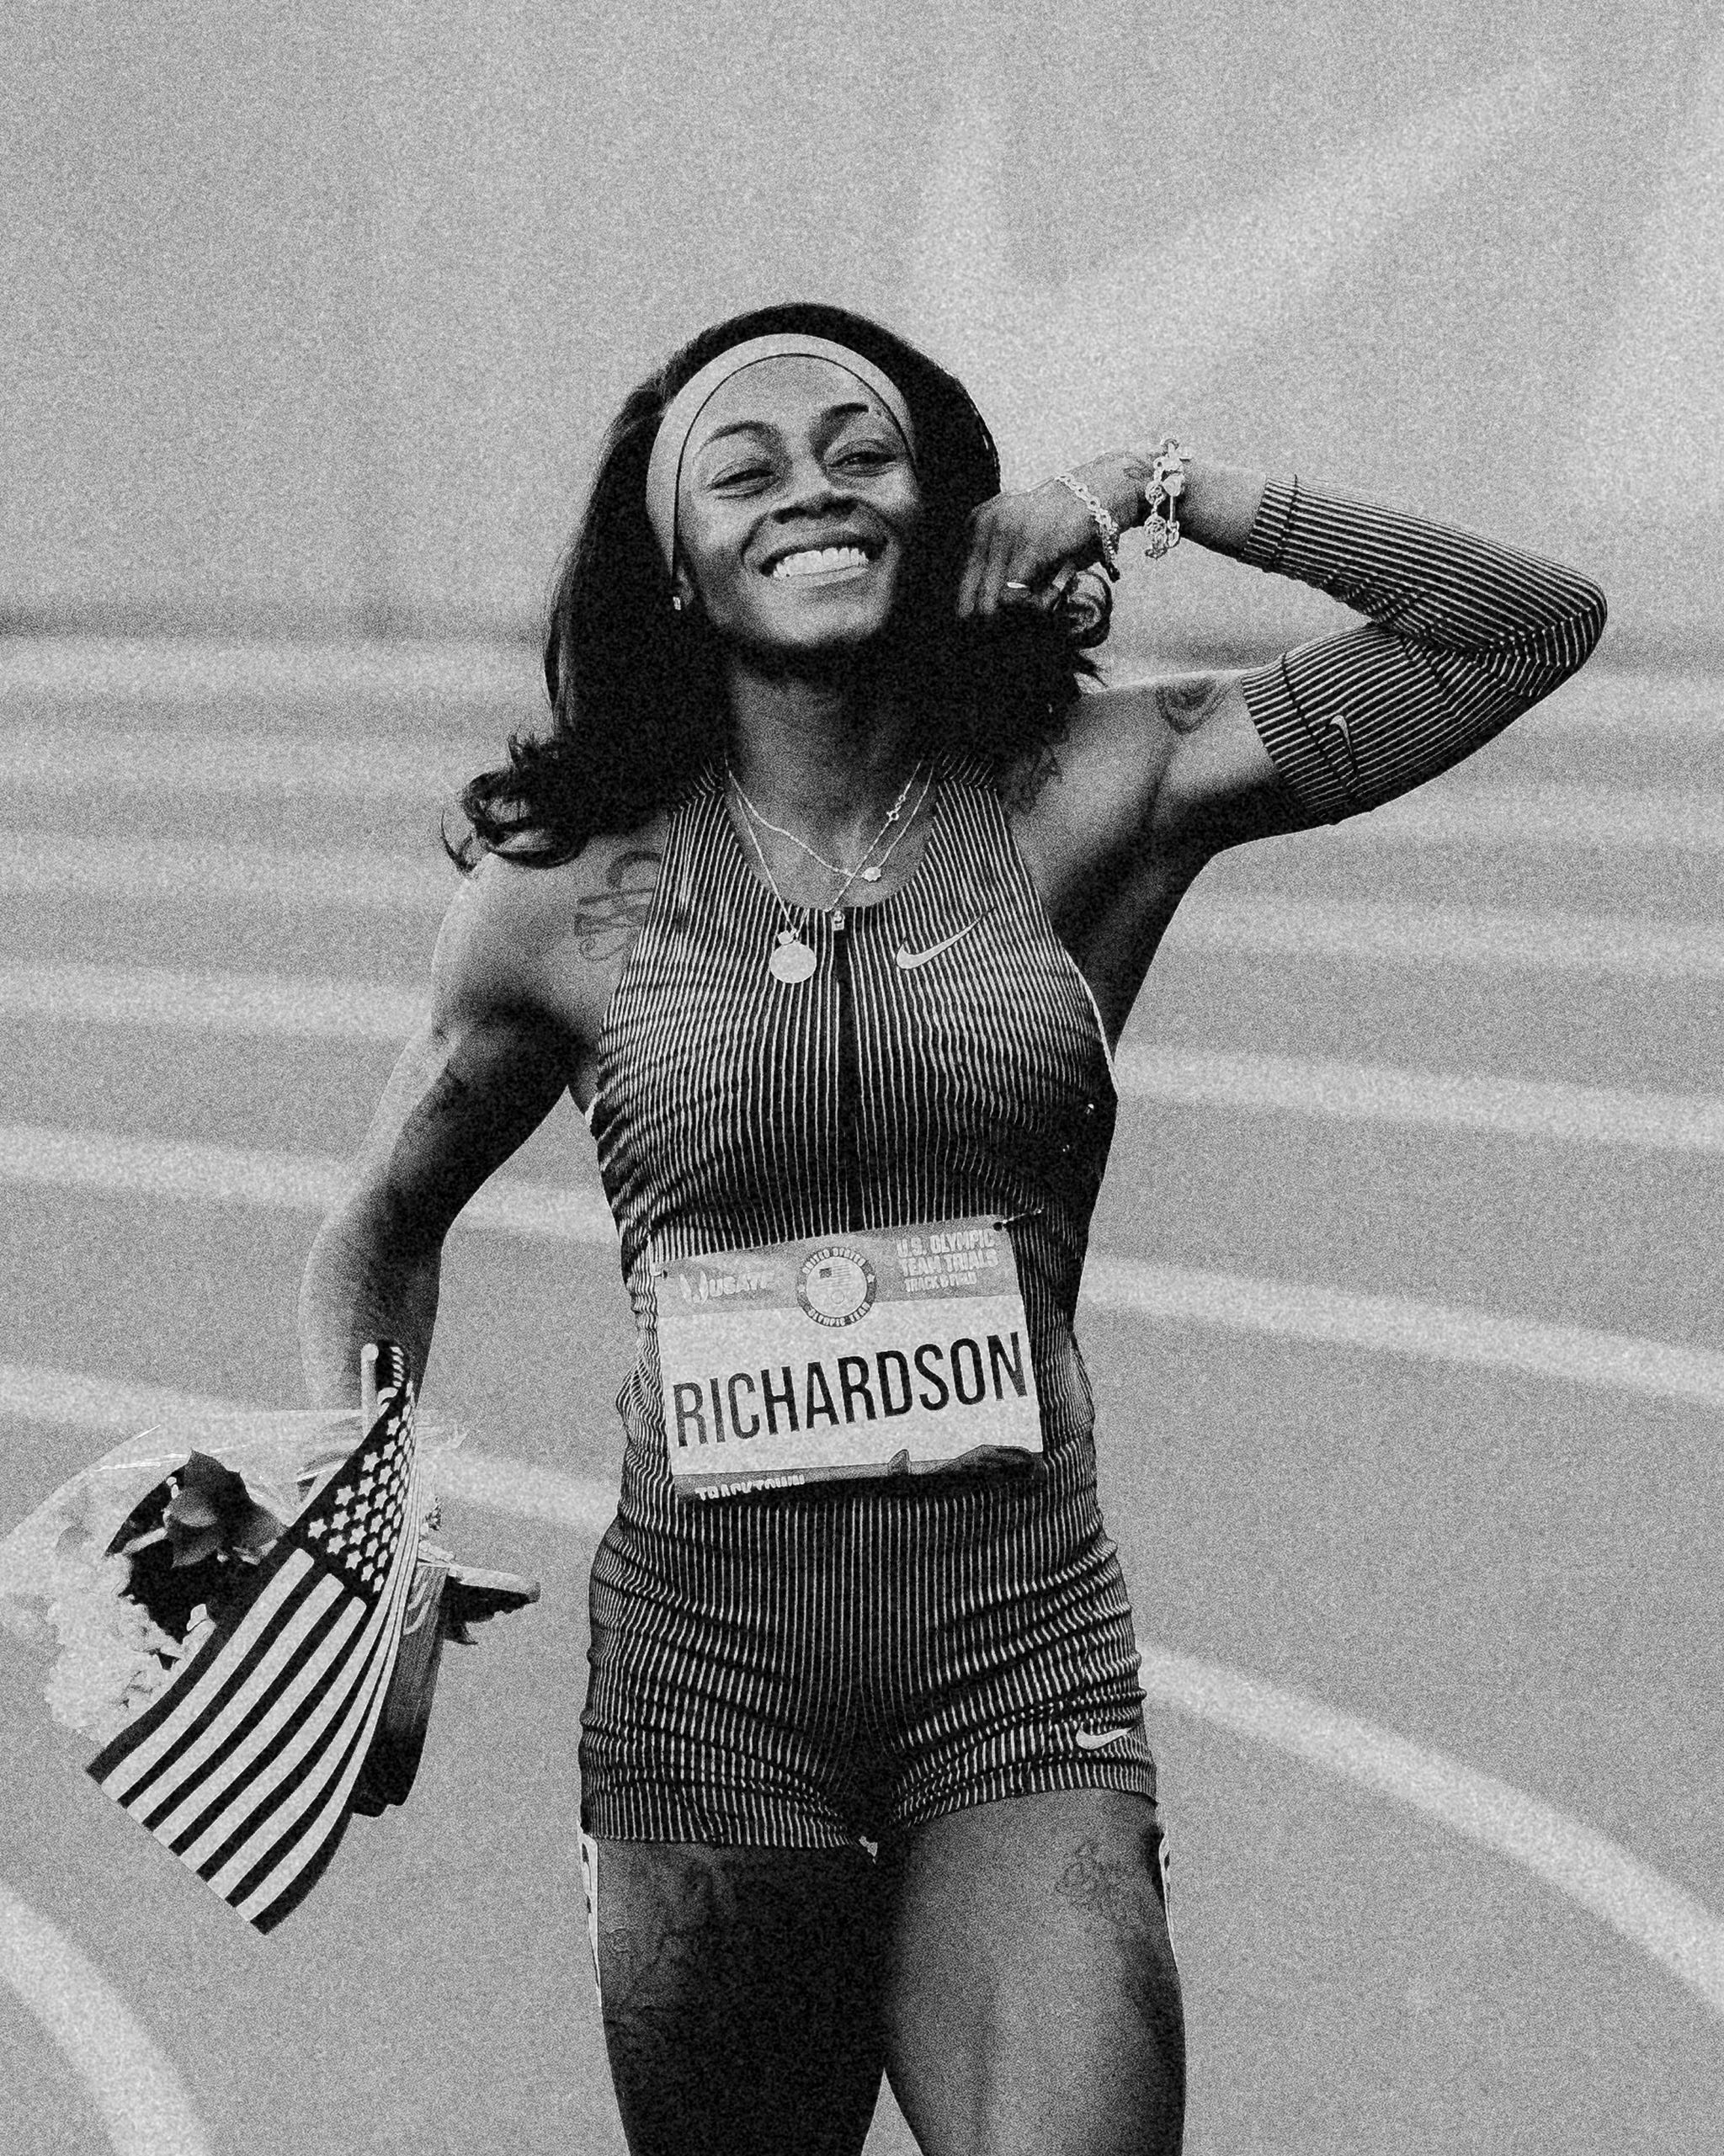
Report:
769,938,817,984
860,866,882,882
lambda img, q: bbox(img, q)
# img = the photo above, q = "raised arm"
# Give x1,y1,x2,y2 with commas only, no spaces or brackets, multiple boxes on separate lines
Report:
965,451,1607,861
964,450,1606,1041
1213,471,1606,835
297,868,577,1409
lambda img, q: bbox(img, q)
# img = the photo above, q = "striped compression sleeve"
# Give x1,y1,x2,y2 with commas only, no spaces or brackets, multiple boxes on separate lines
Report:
1236,479,1608,825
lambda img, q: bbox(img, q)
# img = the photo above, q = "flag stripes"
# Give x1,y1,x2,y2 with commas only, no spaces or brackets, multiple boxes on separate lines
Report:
88,1360,422,1930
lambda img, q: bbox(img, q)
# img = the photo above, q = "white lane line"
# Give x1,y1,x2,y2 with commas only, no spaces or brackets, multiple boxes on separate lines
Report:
1136,1648,1724,2020
4,1122,1723,1406
6,731,1721,849
8,834,1724,983
1164,895,1724,980
0,834,451,913
1512,673,1724,737
1114,1047,1724,1153
0,1364,618,1535
0,635,537,705
0,1877,212,2156
0,1363,240,1434
6,1361,1721,2026
0,1125,616,1243
1335,782,1724,852
11,966,1724,1156
2,640,1710,737
0,964,425,1041
0,727,469,800
1080,1256,1724,1407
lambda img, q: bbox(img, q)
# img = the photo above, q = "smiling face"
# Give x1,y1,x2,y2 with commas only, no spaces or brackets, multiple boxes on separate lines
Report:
673,355,923,668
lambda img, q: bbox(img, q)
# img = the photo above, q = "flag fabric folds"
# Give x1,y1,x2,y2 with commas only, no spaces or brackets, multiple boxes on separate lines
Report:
86,1349,423,1931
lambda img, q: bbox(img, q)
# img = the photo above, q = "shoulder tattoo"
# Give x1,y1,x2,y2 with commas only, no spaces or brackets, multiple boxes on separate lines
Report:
571,847,662,962
1154,675,1226,735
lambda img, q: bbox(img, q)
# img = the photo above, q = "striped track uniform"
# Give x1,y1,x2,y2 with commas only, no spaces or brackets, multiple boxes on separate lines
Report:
580,751,1153,1845
1239,480,1607,822
577,483,1605,1847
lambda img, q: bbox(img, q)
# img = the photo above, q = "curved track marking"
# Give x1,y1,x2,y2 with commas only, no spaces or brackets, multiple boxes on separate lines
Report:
1080,1257,1724,1406
1138,1648,1724,2020
10,833,1724,981
5,1137,1724,1404
0,726,461,802
0,835,448,913
0,633,536,705
1337,781,1724,853
3,636,1703,737
6,1363,1722,2025
12,976,1724,1151
0,1879,211,2156
1166,894,1724,980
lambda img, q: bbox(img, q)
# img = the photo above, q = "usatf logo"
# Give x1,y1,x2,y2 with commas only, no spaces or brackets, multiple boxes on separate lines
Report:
795,1246,877,1328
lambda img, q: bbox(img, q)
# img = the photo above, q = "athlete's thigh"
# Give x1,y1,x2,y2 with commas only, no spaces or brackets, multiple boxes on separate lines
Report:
881,1790,1184,2156
588,1837,886,2156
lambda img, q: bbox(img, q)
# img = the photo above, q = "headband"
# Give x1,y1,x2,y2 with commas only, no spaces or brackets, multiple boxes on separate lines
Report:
645,333,918,570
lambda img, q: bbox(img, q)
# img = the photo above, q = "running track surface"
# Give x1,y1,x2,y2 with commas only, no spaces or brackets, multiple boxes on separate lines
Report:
2,642,1720,2153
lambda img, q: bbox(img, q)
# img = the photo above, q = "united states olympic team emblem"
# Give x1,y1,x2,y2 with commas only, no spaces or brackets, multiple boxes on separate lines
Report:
795,1245,877,1327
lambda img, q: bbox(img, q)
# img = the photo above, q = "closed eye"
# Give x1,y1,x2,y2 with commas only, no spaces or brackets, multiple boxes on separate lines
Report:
832,442,901,475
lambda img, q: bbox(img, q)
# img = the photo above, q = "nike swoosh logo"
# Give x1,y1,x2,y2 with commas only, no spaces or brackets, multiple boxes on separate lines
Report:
1072,1727,1135,1751
895,914,987,971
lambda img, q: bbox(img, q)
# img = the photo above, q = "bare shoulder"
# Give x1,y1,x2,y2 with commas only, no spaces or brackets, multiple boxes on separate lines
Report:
433,814,670,1072
1005,670,1244,903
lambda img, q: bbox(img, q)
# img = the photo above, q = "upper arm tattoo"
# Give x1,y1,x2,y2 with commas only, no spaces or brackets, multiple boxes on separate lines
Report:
395,1062,475,1150
1154,674,1228,735
571,847,662,962
378,1028,567,1243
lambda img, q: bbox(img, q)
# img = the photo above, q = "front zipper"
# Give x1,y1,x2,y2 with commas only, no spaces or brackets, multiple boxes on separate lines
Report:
831,915,866,1232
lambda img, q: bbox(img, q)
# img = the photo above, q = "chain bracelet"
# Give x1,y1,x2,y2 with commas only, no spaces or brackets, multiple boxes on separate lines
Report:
1053,471,1122,581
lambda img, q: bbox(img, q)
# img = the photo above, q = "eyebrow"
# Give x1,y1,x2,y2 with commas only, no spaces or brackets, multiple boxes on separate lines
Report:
692,402,891,455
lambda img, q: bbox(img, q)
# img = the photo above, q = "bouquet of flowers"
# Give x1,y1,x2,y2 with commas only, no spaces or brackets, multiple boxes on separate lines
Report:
2,1360,538,1924
1,1408,370,1744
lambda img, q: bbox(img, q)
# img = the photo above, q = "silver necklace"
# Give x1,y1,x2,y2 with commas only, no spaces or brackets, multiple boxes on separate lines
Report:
823,763,933,910
735,812,821,984
732,759,922,892
728,760,934,984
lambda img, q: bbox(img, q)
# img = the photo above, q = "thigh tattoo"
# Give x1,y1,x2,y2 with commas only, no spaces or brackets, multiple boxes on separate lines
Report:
597,1859,741,2083
1054,1826,1179,2023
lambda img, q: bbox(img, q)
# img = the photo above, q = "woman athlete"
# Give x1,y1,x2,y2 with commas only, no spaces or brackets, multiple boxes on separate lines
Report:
299,301,1604,2155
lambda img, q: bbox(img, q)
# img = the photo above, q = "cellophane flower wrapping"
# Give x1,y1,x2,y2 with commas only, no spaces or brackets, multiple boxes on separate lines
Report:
0,1409,464,1746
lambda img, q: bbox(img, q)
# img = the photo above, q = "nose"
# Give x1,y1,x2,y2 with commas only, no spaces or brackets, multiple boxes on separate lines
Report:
771,448,850,523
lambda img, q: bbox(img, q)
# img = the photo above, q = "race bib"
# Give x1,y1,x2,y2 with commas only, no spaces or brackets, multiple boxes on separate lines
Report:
652,1216,1044,1495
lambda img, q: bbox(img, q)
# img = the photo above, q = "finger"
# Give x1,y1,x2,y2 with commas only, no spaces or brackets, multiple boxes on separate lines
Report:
973,519,1014,619
957,508,994,618
995,547,1069,615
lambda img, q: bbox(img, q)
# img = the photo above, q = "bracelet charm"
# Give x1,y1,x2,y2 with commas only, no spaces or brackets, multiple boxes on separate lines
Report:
1141,438,1188,562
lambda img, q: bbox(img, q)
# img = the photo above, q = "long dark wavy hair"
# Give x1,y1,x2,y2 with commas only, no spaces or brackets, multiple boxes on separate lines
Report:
448,302,1101,870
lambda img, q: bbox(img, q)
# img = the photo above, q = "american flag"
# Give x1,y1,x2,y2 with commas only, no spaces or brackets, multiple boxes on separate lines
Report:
88,1347,424,1931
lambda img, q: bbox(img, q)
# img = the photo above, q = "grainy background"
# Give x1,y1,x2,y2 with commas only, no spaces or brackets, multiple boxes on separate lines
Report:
3,0,1717,651
3,4,1721,2153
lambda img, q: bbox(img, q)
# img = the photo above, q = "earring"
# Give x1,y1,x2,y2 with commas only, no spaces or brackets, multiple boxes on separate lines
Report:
670,593,685,615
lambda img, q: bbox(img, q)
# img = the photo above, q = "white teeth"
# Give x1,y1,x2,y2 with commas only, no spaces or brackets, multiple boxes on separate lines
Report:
769,546,870,579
